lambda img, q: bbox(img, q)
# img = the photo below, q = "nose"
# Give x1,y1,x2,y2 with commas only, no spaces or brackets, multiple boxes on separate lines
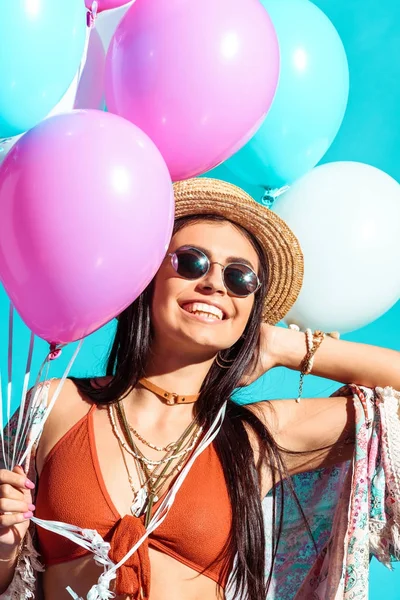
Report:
196,262,226,295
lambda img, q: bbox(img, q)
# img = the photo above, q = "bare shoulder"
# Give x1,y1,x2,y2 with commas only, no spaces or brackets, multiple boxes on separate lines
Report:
35,378,94,474
46,377,92,417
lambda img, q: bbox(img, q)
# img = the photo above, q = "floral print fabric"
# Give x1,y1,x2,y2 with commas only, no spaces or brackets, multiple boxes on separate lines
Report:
260,385,400,600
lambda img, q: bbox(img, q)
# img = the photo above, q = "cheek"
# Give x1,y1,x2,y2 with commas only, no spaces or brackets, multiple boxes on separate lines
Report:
151,272,192,326
233,297,255,334
238,297,255,320
153,275,188,309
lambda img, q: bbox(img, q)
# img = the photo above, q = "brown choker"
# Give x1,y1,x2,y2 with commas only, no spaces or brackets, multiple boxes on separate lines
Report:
139,377,199,405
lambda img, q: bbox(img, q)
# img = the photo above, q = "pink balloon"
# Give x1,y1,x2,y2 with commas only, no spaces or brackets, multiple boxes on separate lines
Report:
0,110,173,344
105,0,279,181
85,0,130,12
74,29,106,110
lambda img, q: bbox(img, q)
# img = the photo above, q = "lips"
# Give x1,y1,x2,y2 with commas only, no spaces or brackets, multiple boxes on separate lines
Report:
181,301,225,321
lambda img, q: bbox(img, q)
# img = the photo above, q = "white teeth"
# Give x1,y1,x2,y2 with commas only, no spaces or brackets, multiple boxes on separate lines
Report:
183,302,224,320
192,311,219,320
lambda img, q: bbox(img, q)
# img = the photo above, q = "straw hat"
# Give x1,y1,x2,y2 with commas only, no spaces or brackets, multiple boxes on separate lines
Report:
173,178,304,325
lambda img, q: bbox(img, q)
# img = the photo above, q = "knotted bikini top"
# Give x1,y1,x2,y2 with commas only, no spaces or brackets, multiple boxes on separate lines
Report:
35,403,233,597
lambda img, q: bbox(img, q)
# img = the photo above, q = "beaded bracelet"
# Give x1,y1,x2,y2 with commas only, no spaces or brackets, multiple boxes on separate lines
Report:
288,325,340,402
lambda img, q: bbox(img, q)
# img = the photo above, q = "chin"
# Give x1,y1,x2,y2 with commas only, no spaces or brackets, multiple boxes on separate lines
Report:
182,330,219,351
177,324,233,355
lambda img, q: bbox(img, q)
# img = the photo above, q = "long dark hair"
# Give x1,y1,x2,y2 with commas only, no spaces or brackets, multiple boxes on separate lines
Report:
71,215,309,599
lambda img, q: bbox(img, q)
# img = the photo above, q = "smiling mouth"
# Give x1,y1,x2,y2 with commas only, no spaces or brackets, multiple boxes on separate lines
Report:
181,302,225,322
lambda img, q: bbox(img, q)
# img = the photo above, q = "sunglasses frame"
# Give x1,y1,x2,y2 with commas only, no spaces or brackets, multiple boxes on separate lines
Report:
167,245,261,298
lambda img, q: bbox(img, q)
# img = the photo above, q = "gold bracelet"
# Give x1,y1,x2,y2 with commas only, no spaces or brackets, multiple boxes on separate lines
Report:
0,541,23,563
296,329,326,403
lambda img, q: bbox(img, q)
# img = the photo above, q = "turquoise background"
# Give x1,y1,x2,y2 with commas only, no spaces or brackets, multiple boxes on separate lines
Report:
0,0,87,138
1,0,400,596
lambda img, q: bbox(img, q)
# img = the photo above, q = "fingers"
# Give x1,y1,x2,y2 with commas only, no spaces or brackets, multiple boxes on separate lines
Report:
0,468,34,521
0,483,27,502
0,498,35,515
13,466,25,477
0,468,35,491
0,480,35,528
13,466,36,491
0,512,33,528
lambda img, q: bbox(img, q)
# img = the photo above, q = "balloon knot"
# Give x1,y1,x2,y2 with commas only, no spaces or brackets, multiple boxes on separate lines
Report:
87,1,98,28
261,185,290,208
0,137,13,149
49,344,62,361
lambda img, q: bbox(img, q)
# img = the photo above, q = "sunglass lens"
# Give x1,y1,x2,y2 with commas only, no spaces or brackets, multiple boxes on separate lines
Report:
173,248,209,279
224,264,259,296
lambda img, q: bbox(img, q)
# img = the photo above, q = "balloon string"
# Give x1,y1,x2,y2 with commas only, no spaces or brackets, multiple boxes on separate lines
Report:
6,304,14,470
14,343,60,462
11,331,35,468
261,184,290,208
18,340,83,468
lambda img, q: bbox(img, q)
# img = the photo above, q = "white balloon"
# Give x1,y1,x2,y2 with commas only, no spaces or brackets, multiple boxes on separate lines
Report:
95,1,134,51
274,161,400,333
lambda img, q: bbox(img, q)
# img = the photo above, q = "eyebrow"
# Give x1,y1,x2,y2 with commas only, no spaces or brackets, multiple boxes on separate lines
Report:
189,245,256,270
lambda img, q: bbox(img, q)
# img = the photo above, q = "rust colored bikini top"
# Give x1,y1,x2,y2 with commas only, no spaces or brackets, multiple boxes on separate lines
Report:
35,404,232,598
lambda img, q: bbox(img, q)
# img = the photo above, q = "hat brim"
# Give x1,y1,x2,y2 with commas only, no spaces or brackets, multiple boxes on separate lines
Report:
173,178,304,325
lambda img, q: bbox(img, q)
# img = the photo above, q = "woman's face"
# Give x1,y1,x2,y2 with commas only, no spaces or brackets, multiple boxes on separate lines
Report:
151,220,260,358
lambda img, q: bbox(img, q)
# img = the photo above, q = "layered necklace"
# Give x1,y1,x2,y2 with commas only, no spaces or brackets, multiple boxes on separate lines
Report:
107,378,202,527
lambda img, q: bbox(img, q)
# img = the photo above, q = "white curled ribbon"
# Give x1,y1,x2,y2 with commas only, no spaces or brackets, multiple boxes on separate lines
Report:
31,520,114,570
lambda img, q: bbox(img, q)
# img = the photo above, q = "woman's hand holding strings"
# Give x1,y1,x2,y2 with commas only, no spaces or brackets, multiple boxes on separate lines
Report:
0,466,35,561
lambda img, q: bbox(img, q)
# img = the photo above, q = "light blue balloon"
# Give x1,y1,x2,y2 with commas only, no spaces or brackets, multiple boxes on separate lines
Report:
314,0,400,183
225,0,349,193
0,0,87,138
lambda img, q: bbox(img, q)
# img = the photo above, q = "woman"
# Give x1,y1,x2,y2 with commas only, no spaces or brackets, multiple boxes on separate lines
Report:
0,178,399,600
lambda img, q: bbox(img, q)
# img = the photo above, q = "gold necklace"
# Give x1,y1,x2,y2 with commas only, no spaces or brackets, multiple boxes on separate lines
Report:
116,400,199,453
118,401,199,486
108,404,201,466
108,403,202,521
128,424,179,452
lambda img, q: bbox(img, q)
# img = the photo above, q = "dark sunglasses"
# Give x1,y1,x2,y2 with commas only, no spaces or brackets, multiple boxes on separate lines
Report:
168,246,261,298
